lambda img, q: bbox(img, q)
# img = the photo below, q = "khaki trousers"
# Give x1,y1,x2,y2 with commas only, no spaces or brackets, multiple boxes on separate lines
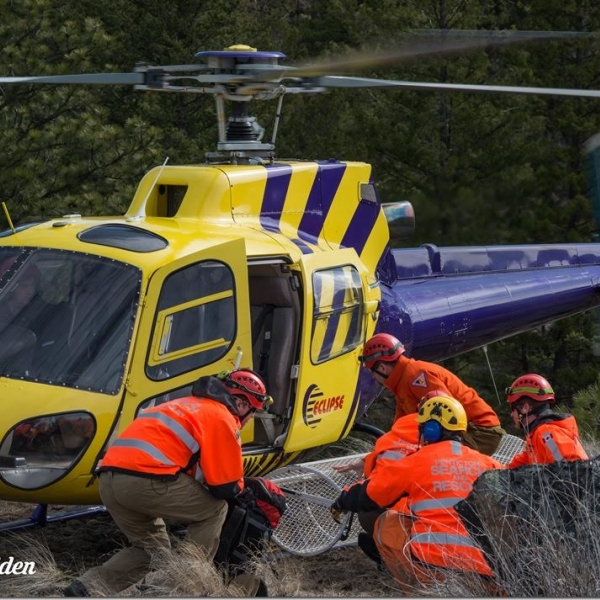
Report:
78,471,227,595
463,423,506,456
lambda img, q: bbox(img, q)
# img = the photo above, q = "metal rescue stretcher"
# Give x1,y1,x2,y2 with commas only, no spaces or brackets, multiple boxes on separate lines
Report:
265,433,526,556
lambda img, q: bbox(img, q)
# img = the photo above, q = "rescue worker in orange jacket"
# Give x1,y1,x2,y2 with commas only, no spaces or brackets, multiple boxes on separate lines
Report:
332,412,421,565
505,373,588,468
360,333,505,455
369,395,504,593
64,369,271,597
332,390,461,567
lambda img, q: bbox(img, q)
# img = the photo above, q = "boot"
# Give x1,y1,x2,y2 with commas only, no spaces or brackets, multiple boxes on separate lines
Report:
64,580,90,597
358,532,383,567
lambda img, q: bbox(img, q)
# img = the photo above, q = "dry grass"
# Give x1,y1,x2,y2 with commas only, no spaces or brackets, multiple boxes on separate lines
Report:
0,532,70,597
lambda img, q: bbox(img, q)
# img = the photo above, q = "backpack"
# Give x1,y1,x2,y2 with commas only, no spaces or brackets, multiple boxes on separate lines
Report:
214,476,287,572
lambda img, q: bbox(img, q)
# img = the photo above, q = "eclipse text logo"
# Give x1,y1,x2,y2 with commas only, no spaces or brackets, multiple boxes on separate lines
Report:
0,557,36,575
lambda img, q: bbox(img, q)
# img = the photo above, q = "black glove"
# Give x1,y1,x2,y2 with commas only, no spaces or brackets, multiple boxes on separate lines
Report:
330,496,346,524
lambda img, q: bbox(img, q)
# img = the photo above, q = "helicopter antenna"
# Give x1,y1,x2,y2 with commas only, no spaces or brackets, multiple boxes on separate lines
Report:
129,156,170,220
1,202,16,234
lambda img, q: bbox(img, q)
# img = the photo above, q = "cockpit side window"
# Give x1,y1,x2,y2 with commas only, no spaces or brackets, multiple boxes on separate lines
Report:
146,260,236,380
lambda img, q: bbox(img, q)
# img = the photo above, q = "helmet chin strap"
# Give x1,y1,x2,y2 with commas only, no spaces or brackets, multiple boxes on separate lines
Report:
372,368,389,379
517,410,535,432
238,406,255,422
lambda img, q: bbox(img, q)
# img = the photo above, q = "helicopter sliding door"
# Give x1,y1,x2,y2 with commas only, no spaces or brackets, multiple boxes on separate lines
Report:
283,248,378,452
119,238,252,431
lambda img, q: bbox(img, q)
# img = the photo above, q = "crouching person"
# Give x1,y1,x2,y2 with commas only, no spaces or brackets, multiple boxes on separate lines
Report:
372,395,504,594
331,411,420,566
64,369,270,597
505,373,588,467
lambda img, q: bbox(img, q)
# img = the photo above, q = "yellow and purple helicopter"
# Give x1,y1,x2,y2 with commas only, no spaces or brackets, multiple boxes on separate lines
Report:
1,36,600,524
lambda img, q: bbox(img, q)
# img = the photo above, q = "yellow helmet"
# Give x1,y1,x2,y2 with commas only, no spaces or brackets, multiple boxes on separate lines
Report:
417,396,467,432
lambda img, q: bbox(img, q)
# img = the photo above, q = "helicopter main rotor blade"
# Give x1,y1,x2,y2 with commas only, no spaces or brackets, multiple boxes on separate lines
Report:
312,76,600,99
276,29,598,79
0,73,145,86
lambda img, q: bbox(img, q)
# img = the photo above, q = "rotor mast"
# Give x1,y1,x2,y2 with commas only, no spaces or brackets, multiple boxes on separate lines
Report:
196,46,287,164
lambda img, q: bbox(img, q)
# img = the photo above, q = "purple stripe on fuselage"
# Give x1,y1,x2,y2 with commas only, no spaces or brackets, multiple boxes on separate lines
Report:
340,194,380,256
292,238,314,254
297,162,346,244
260,165,293,232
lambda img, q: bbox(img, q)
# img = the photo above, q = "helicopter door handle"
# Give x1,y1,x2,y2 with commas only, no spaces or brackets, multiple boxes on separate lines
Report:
364,300,379,314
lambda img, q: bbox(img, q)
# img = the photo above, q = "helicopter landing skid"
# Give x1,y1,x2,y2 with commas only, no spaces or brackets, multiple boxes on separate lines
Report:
0,503,106,532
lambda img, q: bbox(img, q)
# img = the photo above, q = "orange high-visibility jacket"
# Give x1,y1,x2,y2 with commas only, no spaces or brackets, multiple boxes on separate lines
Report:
508,413,588,468
385,355,500,426
363,413,420,478
375,440,503,575
99,378,244,499
336,414,420,512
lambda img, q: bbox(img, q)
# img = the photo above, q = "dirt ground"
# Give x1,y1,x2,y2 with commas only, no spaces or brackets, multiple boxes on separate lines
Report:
0,502,402,597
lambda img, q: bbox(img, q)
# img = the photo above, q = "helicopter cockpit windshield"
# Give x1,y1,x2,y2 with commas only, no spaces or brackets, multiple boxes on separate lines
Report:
0,248,140,394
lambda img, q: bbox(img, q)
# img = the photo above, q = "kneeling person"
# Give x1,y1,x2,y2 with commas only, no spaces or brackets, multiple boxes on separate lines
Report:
372,396,503,593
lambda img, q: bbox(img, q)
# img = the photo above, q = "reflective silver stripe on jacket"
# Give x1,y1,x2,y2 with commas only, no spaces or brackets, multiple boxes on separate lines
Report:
541,432,565,462
411,531,479,548
377,450,408,461
194,467,205,483
450,440,463,456
138,411,200,454
410,497,462,514
111,438,176,466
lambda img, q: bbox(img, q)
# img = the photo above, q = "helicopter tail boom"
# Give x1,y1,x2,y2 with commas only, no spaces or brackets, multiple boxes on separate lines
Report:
377,243,600,361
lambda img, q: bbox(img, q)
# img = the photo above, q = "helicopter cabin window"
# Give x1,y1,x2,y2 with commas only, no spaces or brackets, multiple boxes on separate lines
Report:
0,247,140,394
0,411,96,489
78,224,168,252
146,260,235,380
311,265,364,364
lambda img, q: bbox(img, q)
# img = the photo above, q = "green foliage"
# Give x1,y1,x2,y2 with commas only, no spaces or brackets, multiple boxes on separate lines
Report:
573,373,600,439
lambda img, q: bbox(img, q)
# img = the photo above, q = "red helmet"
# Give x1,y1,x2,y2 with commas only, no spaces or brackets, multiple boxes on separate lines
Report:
222,369,270,411
505,373,555,405
359,333,405,369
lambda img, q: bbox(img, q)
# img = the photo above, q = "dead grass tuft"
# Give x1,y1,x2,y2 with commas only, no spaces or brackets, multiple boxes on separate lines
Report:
0,532,69,597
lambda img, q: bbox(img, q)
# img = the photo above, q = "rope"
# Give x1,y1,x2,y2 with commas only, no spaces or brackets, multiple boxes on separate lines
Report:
482,345,501,407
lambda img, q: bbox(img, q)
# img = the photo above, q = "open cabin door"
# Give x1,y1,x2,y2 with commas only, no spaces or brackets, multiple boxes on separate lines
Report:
121,238,252,431
283,248,379,453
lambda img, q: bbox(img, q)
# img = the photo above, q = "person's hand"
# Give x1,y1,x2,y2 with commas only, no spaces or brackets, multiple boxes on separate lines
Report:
330,498,347,524
333,458,365,475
